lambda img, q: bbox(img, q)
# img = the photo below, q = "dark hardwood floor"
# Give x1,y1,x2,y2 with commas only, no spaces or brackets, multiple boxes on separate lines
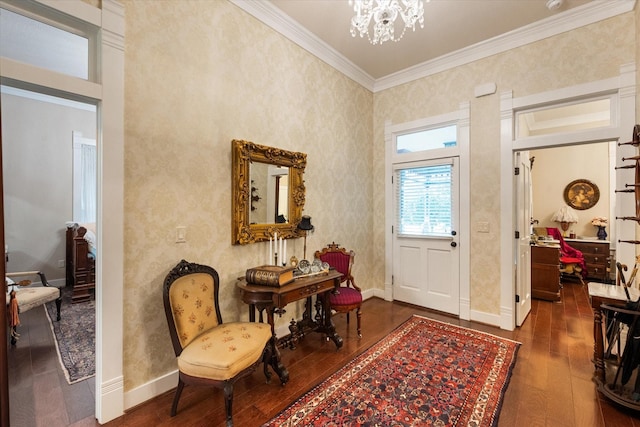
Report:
7,281,640,426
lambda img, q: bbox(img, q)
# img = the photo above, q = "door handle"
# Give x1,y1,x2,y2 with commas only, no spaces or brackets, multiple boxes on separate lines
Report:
451,241,457,248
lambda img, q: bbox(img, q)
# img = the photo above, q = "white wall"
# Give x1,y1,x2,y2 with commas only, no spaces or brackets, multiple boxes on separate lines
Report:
531,142,611,239
1,89,96,282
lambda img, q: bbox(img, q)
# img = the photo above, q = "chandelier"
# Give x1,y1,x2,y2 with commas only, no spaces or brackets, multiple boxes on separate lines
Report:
349,0,426,45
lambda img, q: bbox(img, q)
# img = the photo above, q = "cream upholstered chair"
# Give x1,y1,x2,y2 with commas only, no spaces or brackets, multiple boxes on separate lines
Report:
163,260,285,426
6,271,61,345
315,243,363,338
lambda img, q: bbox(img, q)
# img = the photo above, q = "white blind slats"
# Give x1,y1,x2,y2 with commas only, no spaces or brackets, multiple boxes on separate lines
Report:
396,164,452,236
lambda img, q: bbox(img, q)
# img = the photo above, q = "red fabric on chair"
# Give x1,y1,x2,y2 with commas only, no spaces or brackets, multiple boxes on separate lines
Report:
315,242,363,338
547,227,587,278
329,287,363,306
318,252,350,277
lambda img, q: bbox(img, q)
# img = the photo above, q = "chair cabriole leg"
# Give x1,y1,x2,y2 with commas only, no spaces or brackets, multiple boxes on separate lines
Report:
224,382,234,427
170,378,185,416
55,297,62,321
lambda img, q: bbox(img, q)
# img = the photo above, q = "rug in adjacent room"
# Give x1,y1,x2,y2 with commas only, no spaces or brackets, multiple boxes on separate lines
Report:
264,315,520,427
45,286,95,384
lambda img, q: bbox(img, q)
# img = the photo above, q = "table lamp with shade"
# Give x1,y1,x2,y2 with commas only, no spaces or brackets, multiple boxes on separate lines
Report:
297,215,314,260
551,206,578,237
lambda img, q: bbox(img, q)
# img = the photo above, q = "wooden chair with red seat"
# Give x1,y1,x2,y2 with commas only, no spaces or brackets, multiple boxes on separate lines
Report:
546,227,587,285
315,242,363,338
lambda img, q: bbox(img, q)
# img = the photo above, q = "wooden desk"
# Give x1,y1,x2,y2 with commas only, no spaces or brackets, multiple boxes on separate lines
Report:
531,245,561,301
237,270,344,350
588,282,640,410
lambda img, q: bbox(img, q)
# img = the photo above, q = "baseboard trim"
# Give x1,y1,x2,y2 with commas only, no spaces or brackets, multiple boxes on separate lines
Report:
124,369,178,411
123,299,502,411
469,309,501,328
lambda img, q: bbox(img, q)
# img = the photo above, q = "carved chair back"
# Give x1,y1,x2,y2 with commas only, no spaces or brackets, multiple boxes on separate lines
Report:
163,260,223,356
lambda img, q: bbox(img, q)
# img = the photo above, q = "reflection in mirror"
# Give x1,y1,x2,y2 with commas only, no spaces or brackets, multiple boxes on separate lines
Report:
249,162,289,224
232,139,306,244
275,171,289,222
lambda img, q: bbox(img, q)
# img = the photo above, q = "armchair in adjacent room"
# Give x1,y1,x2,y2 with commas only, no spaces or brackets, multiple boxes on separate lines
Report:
162,260,287,427
315,242,363,338
5,270,62,345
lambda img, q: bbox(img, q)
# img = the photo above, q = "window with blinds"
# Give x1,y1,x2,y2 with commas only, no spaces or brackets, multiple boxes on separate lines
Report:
396,164,452,236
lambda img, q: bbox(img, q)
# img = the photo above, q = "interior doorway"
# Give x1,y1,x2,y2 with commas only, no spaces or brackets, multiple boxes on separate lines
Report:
514,141,615,325
501,66,635,330
1,86,97,424
1,0,125,422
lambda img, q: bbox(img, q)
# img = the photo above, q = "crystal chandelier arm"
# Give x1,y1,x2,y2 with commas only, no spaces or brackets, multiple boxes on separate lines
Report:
349,0,426,45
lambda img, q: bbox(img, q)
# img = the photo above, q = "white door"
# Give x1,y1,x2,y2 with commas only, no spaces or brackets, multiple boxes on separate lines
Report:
515,152,532,326
393,158,460,314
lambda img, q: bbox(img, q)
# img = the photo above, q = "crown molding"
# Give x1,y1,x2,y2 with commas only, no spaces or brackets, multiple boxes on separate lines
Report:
230,0,636,94
374,0,636,92
228,0,375,91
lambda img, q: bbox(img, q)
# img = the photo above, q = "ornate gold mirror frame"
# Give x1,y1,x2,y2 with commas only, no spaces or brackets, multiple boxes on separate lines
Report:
232,139,307,244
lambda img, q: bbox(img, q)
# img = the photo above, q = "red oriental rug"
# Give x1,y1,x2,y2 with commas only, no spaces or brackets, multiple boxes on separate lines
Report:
263,315,520,427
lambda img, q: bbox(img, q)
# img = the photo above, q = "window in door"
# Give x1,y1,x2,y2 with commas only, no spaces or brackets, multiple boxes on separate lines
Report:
396,163,453,237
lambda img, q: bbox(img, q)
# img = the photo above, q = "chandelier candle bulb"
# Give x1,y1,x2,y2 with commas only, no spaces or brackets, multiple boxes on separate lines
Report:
349,0,427,45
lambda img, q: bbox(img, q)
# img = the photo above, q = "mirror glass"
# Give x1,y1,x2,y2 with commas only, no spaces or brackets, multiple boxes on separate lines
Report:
249,162,289,224
232,139,306,244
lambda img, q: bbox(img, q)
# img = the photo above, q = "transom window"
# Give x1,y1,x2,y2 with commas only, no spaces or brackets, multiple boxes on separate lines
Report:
0,8,89,79
516,98,611,138
396,124,456,153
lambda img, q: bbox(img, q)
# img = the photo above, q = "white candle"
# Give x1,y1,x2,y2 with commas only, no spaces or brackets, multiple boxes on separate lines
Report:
283,239,287,264
280,238,283,264
269,237,273,265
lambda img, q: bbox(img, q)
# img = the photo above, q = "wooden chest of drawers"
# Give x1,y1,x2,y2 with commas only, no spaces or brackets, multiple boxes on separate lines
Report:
565,239,610,282
531,245,561,301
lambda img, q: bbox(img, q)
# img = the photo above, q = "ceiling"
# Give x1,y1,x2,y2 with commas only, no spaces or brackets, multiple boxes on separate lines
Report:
231,0,635,91
269,0,590,79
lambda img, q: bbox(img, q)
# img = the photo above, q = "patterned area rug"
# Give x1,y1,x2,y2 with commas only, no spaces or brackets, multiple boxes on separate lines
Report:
264,315,520,427
44,286,95,384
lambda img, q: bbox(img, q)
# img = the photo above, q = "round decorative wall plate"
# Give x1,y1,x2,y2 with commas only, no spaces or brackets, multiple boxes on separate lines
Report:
563,179,599,210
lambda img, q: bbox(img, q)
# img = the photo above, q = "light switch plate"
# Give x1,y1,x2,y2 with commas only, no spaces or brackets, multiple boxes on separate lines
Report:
176,226,187,243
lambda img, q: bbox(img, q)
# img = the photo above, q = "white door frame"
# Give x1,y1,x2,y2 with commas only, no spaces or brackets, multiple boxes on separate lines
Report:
384,102,470,321
0,0,125,422
499,63,637,330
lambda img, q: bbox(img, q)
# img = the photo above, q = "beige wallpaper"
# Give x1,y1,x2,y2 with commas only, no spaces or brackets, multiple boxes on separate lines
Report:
121,0,636,392
372,13,637,315
122,0,372,390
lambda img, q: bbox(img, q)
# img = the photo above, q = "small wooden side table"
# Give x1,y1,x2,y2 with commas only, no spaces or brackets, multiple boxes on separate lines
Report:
588,282,640,410
588,282,638,379
237,270,344,350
